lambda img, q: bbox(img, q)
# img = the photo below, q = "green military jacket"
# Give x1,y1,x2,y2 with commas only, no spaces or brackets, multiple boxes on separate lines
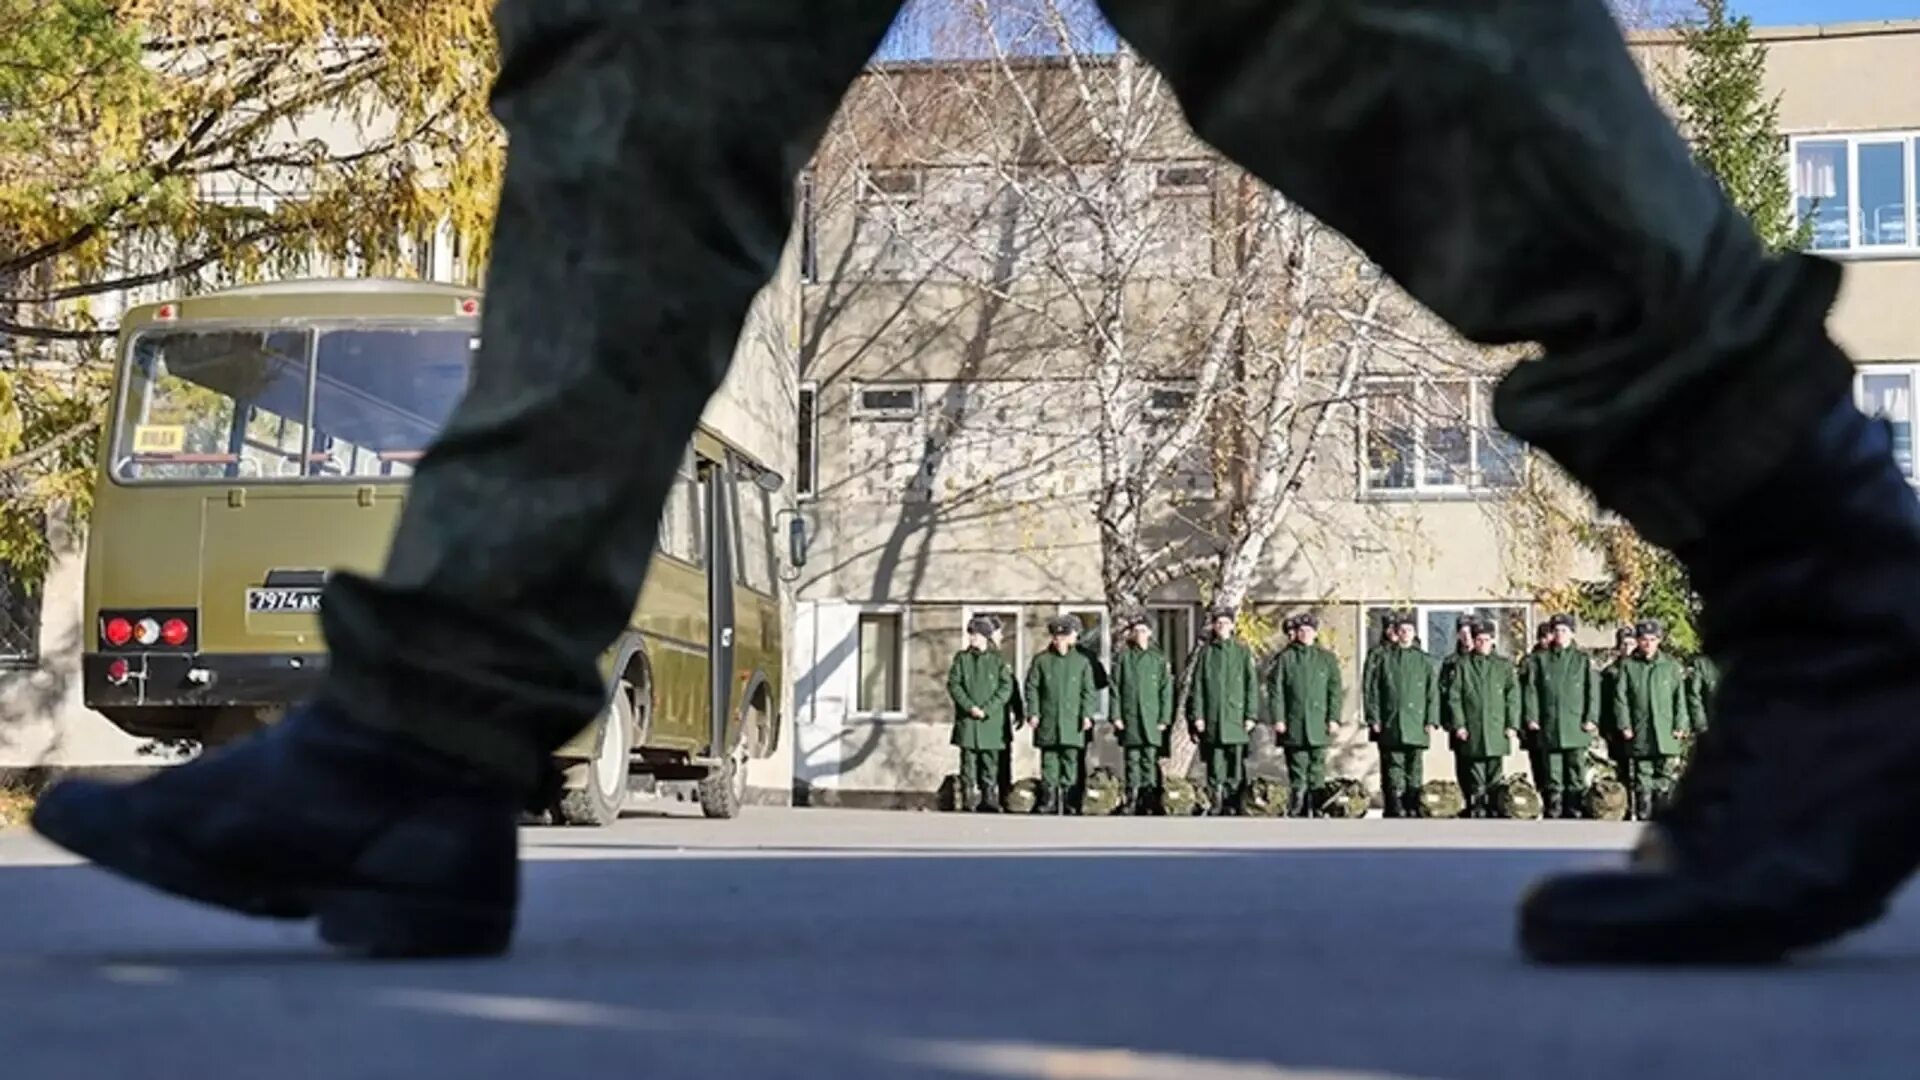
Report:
1522,646,1598,751
1445,651,1520,758
1025,647,1097,749
946,648,1015,751
1615,652,1688,757
1112,644,1174,748
1187,638,1259,746
1269,642,1343,748
1688,655,1719,733
1597,657,1628,739
1366,645,1438,749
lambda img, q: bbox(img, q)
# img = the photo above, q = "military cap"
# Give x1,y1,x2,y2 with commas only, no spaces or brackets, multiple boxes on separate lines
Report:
1389,609,1419,629
966,616,997,638
1456,613,1479,629
1046,616,1078,636
1547,613,1577,631
1634,618,1665,637
1293,612,1319,630
1123,611,1153,632
1208,606,1238,623
1471,620,1496,639
1616,626,1637,643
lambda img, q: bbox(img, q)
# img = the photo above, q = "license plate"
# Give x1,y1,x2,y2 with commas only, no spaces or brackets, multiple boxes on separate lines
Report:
246,587,323,614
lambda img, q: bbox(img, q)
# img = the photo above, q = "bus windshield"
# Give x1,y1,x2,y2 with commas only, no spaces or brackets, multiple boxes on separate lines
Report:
113,325,475,483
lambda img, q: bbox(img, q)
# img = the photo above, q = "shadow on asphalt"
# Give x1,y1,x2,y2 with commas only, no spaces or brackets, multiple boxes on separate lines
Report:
5,849,1920,1079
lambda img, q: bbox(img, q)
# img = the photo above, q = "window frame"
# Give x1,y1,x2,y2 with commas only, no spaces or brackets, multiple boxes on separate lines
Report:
853,605,910,720
1358,376,1525,499
1789,131,1920,258
0,564,41,668
850,382,922,422
1855,363,1920,484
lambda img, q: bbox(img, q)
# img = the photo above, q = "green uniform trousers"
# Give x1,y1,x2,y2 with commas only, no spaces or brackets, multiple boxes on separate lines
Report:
1041,748,1084,797
1542,751,1587,810
312,0,1849,797
1382,749,1423,814
1629,755,1677,799
1284,748,1326,798
958,749,997,799
1122,747,1161,797
1206,745,1246,794
1455,757,1503,809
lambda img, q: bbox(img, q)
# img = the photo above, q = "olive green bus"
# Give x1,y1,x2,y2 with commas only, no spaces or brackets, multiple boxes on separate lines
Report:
85,278,796,823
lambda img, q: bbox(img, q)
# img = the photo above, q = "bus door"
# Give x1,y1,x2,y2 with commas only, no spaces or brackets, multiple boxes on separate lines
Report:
701,458,737,759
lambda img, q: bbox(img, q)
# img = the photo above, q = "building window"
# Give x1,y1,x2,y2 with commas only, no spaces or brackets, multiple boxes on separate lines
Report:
861,168,924,203
1155,164,1213,194
0,563,40,665
1362,604,1530,666
856,610,906,715
1149,605,1196,684
1362,378,1523,496
1857,365,1919,481
851,384,922,420
1146,382,1196,416
797,384,819,499
798,171,819,284
1792,133,1919,255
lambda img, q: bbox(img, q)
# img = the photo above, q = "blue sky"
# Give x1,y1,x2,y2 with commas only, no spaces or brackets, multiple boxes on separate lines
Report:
1735,0,1920,23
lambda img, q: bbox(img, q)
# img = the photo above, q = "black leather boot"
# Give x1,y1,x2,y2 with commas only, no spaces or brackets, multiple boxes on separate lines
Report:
977,784,1002,814
32,702,520,958
1543,792,1562,821
1522,396,1920,964
1032,783,1056,815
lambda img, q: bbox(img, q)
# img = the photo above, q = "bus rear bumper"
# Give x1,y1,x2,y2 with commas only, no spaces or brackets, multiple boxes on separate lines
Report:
84,652,328,710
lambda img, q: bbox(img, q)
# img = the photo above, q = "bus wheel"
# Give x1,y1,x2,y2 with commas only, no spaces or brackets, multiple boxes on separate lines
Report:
698,733,755,821
555,684,635,827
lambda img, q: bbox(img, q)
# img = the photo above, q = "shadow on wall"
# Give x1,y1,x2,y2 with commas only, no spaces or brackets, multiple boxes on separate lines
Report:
0,620,78,763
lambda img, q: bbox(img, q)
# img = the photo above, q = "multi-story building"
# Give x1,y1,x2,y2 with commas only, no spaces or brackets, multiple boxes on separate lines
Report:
788,18,1920,807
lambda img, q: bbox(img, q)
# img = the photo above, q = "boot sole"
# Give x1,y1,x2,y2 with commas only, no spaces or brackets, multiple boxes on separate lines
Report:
34,799,513,960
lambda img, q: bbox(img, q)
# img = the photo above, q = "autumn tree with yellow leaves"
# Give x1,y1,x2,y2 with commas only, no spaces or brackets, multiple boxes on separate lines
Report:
0,0,501,586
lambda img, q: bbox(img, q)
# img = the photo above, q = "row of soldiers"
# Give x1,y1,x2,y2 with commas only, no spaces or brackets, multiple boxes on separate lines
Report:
1370,610,1715,821
947,607,1719,819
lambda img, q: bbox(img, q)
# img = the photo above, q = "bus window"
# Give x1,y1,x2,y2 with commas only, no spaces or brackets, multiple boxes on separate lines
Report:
309,327,476,478
114,330,310,482
734,470,776,596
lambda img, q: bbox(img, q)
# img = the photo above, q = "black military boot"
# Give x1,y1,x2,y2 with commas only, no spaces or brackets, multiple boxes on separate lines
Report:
31,702,519,958
1522,395,1920,964
1032,783,1056,815
1542,792,1562,821
977,783,1002,814
957,779,979,814
1382,790,1401,819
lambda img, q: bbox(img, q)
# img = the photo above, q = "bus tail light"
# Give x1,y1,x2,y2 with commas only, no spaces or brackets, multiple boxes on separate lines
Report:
98,610,196,652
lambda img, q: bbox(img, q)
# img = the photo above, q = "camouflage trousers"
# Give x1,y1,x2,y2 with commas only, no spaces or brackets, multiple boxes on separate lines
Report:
315,0,1855,793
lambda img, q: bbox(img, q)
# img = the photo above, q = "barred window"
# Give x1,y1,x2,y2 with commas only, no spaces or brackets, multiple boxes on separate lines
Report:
0,564,41,664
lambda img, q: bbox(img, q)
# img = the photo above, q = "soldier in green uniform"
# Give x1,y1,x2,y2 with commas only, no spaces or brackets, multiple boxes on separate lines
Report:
1521,614,1600,820
1613,619,1690,821
1598,626,1637,783
1446,619,1520,818
947,617,1016,813
989,616,1019,806
1517,622,1555,796
1110,613,1174,815
1023,616,1097,815
1366,610,1439,818
1189,607,1260,816
1270,612,1344,818
1688,653,1720,737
